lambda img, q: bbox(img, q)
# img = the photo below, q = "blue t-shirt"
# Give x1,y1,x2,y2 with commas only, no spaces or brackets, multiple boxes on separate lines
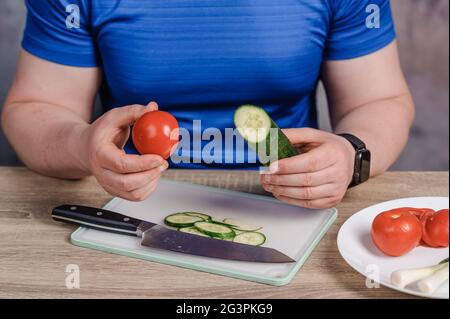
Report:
22,0,395,169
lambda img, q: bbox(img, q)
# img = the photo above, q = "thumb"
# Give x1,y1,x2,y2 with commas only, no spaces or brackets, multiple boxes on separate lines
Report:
282,128,329,145
146,101,159,111
105,104,153,128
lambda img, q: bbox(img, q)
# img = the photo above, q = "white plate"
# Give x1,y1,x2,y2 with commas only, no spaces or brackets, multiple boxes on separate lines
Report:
337,197,449,299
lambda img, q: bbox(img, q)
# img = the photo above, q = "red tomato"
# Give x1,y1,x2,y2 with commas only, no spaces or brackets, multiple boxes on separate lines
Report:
132,111,179,159
408,208,435,219
421,209,449,248
371,208,423,256
419,211,436,247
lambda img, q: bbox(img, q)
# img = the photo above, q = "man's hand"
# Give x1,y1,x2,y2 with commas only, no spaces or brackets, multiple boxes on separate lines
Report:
80,102,168,201
260,128,356,209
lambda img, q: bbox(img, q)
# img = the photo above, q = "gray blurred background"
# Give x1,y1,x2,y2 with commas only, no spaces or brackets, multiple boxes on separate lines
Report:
0,0,449,170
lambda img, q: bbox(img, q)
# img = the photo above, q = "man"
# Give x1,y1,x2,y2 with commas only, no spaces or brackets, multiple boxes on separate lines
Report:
1,0,414,208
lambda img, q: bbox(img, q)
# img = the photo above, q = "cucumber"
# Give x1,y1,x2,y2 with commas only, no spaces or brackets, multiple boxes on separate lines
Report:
234,105,299,165
194,221,235,239
233,232,266,246
184,212,212,221
208,219,237,228
164,213,203,228
179,226,210,237
223,218,262,232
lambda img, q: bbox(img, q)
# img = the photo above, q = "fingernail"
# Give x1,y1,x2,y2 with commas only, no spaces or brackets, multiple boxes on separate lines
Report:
264,175,271,183
158,165,167,172
265,185,273,192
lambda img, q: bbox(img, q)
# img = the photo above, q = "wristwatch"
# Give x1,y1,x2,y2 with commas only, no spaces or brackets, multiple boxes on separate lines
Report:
338,133,371,187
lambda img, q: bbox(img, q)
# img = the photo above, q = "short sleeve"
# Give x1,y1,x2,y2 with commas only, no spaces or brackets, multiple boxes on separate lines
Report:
22,0,98,67
326,0,396,60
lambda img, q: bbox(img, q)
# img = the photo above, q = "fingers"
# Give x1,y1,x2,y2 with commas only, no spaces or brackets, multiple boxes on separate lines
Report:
282,128,329,145
273,194,342,210
260,168,335,187
88,101,164,201
98,166,165,193
102,178,159,202
129,179,159,201
258,129,354,209
263,183,338,201
96,144,167,173
146,101,159,111
269,145,335,174
103,103,156,129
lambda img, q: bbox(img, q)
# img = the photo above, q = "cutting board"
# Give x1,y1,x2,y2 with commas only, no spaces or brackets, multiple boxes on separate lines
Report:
71,179,337,286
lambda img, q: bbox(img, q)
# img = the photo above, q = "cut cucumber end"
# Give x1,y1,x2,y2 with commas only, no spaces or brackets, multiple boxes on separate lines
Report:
234,105,272,143
234,104,299,166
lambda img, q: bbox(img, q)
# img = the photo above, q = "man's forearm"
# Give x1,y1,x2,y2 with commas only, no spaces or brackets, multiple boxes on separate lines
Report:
333,94,415,176
1,102,91,179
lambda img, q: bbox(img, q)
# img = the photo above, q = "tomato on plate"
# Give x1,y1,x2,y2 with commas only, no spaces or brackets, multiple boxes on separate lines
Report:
377,207,433,220
421,209,449,248
418,210,435,247
371,208,423,257
132,111,179,159
408,208,435,219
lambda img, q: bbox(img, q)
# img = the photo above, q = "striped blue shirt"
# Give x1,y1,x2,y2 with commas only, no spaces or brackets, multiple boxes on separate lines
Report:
22,0,395,168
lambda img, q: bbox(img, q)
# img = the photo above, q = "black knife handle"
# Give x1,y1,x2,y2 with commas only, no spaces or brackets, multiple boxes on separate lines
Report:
52,205,142,236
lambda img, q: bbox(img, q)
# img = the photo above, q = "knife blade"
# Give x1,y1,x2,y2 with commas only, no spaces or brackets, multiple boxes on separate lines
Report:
52,205,295,263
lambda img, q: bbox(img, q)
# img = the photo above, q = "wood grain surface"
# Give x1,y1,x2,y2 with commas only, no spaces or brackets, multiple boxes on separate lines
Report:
0,167,448,298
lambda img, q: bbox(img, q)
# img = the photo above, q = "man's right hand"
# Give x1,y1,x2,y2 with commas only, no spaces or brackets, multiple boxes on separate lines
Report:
79,102,168,201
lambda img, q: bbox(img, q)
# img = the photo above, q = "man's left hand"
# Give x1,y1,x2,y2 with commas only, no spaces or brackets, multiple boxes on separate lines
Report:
260,128,356,209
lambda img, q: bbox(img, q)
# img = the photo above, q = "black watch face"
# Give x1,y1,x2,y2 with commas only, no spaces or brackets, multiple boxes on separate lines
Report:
359,150,371,183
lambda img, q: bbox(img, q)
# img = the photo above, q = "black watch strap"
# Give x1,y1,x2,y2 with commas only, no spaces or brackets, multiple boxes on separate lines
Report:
338,133,371,187
338,133,366,151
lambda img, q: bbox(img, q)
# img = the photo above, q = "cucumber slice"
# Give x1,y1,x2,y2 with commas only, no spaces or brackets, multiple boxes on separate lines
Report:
164,213,203,228
223,218,262,232
194,221,235,239
184,212,211,221
234,105,299,165
210,219,233,227
233,232,266,246
179,226,210,237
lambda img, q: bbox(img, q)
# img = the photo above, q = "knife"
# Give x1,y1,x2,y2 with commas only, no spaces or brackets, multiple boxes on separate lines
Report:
52,205,295,263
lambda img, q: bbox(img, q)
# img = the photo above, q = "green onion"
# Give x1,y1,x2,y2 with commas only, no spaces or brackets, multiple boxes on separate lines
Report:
390,258,449,291
417,264,449,294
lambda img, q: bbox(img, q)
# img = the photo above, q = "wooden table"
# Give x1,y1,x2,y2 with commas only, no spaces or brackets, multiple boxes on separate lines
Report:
0,167,448,298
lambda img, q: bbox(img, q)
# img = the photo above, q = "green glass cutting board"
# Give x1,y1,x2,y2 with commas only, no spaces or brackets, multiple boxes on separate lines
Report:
71,179,337,286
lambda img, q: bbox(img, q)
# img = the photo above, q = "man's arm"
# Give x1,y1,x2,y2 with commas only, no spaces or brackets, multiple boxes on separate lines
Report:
322,41,415,176
1,50,167,201
261,41,415,208
2,50,100,179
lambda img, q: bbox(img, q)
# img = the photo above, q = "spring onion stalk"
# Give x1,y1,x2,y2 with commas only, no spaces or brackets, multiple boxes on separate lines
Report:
390,258,449,289
417,264,449,294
